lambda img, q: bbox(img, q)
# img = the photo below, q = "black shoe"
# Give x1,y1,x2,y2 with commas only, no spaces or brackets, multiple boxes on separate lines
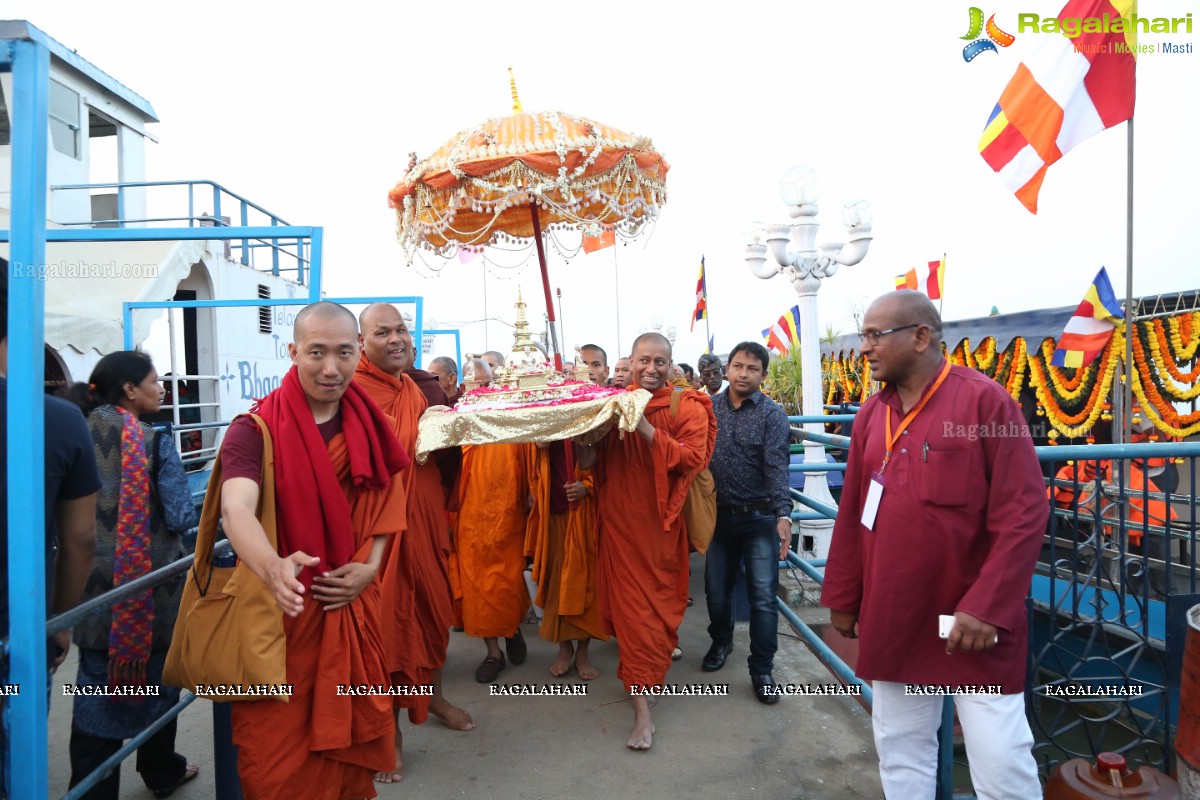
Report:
475,653,506,683
752,673,780,705
701,641,733,672
506,629,527,665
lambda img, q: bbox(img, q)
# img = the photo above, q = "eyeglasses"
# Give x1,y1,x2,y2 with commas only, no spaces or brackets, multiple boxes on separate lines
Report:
698,369,722,378
857,324,919,345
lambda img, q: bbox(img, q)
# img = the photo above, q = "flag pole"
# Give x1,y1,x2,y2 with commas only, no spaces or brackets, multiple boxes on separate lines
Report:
703,255,712,354
1121,118,1134,445
705,307,712,355
613,242,622,356
939,252,945,318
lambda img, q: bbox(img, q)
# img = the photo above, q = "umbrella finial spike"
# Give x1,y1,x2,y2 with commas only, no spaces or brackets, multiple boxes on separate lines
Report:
508,67,523,114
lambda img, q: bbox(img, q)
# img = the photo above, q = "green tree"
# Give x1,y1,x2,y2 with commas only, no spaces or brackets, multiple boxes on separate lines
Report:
764,349,803,416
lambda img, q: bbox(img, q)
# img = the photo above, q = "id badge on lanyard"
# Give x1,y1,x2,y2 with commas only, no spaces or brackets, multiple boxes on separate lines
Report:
861,472,885,530
862,360,951,531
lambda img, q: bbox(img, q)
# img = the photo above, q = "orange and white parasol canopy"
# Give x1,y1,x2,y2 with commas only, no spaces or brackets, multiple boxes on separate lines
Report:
388,74,669,257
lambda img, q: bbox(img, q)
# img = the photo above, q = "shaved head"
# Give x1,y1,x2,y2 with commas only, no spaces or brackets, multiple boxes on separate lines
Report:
358,302,400,331
860,290,945,387
428,355,458,397
429,356,457,376
579,344,609,385
870,290,943,344
294,301,357,344
630,332,672,360
630,332,672,392
482,351,505,370
357,302,413,375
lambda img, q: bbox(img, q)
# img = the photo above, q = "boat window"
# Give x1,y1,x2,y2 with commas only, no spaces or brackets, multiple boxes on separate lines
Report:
49,79,81,159
258,285,272,334
0,81,9,146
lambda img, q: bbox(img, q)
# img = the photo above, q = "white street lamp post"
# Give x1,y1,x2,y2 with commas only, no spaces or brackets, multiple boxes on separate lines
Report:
744,167,873,558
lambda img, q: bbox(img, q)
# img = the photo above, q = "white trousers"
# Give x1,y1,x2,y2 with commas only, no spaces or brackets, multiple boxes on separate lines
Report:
871,681,1041,800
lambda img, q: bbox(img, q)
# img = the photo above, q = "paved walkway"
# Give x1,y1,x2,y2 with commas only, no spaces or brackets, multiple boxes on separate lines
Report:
48,556,882,799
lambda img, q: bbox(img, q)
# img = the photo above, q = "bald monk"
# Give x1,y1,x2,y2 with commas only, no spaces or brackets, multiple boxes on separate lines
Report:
455,439,538,682
220,301,409,799
427,356,459,404
579,344,610,386
527,354,610,681
354,304,474,785
577,333,716,750
611,357,632,389
481,351,506,372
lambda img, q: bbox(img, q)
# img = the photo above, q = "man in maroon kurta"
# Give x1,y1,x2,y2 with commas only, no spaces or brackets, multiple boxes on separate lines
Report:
821,291,1047,799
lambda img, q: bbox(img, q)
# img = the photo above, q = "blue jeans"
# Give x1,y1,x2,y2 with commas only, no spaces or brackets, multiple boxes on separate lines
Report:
704,510,780,674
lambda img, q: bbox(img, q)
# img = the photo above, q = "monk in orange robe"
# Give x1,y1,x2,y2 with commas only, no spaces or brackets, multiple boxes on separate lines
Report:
353,304,474,784
527,344,611,679
219,302,409,799
577,332,716,750
455,441,538,682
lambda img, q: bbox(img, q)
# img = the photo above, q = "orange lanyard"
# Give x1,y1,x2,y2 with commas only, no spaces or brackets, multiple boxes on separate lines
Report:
881,360,951,473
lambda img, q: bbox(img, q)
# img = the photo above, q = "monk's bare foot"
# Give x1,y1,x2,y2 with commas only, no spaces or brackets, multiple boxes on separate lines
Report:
430,696,476,731
627,696,655,750
549,642,574,677
574,641,599,681
627,719,655,750
373,730,403,783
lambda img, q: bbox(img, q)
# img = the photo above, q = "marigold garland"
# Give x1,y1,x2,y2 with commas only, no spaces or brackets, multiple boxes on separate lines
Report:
1167,312,1199,361
1020,331,1119,438
1134,319,1200,402
1034,338,1093,398
1152,317,1200,384
1129,360,1200,438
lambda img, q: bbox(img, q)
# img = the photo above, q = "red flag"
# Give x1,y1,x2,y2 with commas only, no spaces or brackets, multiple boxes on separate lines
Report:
582,229,616,253
925,259,945,301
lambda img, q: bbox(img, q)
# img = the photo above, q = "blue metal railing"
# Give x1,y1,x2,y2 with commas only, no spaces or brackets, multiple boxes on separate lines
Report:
47,179,309,281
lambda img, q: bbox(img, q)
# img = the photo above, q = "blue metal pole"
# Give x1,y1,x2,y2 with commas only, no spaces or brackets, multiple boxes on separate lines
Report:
240,201,252,268
271,218,280,277
0,225,318,243
412,297,424,370
6,35,52,800
307,227,322,298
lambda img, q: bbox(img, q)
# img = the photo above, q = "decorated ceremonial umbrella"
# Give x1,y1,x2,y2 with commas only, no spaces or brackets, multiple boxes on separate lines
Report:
388,71,669,369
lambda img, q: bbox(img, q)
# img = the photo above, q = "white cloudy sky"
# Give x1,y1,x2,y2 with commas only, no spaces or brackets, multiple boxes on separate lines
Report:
12,0,1198,367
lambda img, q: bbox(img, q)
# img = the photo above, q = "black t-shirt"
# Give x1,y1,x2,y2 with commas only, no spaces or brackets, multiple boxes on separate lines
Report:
0,377,102,637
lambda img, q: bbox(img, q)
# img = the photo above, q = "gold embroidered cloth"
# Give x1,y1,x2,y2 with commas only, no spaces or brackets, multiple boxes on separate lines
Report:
415,389,651,463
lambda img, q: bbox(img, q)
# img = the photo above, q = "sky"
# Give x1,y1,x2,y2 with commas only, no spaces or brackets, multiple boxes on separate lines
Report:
10,0,1199,368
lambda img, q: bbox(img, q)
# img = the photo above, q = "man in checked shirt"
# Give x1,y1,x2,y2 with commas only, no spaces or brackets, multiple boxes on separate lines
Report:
700,341,793,704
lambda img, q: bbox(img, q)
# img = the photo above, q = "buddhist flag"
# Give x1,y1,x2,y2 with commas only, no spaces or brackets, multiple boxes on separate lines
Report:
927,258,945,300
1051,266,1124,367
707,334,715,355
691,256,708,332
978,0,1137,213
763,305,801,356
894,259,945,300
582,229,616,253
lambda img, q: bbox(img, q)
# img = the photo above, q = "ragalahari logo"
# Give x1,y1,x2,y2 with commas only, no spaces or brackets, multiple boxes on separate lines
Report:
961,7,1016,61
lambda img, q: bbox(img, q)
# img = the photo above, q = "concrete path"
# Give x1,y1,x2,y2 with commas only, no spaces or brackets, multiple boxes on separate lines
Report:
48,555,882,799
